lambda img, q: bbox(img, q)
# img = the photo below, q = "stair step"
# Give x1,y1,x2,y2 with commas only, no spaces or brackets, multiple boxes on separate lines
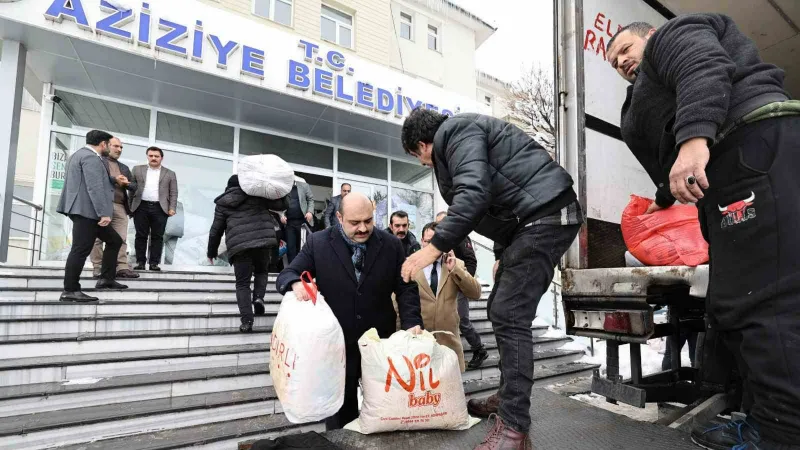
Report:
0,266,251,281
0,314,277,336
54,415,324,450
2,278,244,291
463,362,601,398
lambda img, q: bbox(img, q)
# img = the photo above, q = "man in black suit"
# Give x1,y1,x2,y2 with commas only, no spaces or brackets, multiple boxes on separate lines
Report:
276,192,423,431
57,130,128,303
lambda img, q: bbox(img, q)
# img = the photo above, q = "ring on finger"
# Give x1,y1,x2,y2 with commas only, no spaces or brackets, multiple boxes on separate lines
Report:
686,175,697,185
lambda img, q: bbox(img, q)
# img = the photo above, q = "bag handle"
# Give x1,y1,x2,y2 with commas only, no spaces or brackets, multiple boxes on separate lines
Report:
300,271,318,305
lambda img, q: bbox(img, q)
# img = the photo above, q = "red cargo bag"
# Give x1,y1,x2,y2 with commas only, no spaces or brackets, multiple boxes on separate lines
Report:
620,195,709,267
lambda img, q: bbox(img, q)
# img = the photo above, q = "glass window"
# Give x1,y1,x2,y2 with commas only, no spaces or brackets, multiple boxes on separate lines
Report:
51,90,150,138
338,149,387,180
321,5,353,48
427,24,438,51
391,187,434,233
239,129,333,169
485,95,492,106
340,178,388,229
253,0,292,26
391,160,432,190
156,112,234,154
400,12,412,40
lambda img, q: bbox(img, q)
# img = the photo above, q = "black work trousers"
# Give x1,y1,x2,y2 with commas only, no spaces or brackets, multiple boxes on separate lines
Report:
133,201,168,265
698,116,800,444
231,248,270,324
488,222,580,433
64,215,123,292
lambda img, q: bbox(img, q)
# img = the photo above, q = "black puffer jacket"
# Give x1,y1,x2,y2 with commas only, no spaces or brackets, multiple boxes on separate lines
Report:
207,176,289,260
431,113,576,252
384,228,421,257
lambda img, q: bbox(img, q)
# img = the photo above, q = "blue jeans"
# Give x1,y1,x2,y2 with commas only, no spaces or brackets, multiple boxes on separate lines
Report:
488,222,580,433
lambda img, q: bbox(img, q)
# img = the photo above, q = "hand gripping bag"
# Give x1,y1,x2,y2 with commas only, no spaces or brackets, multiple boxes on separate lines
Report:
345,329,480,434
238,154,295,200
621,195,709,266
270,272,346,423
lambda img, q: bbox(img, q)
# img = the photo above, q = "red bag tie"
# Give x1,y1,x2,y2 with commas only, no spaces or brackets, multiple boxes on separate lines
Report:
300,271,318,305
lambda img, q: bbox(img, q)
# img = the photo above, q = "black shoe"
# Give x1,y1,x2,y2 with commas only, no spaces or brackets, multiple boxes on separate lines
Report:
691,414,761,450
149,264,161,272
253,299,266,316
240,322,254,333
467,346,490,370
60,291,99,302
95,279,129,290
134,263,146,271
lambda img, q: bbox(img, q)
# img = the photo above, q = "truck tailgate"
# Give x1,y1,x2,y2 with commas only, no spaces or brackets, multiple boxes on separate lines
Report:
562,266,709,298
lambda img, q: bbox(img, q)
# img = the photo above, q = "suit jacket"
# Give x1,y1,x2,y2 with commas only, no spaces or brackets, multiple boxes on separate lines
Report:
101,157,137,216
394,258,481,373
280,180,315,219
276,227,423,376
56,147,114,220
130,165,178,215
323,195,342,228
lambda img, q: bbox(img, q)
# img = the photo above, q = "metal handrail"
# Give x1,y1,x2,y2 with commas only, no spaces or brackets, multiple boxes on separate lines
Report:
10,195,43,266
12,196,43,211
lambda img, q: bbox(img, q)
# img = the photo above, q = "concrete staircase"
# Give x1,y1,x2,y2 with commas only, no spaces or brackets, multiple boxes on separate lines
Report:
0,266,597,449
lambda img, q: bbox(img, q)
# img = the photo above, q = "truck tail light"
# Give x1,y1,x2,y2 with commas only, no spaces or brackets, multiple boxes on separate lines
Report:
572,310,652,337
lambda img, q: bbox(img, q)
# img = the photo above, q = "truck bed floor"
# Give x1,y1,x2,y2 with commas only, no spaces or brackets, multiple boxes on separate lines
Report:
324,389,698,449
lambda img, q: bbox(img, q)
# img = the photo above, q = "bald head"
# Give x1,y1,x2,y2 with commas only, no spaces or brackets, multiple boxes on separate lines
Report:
337,192,375,243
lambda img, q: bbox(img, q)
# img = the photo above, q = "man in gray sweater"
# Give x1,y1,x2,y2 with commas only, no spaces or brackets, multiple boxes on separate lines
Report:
608,14,800,450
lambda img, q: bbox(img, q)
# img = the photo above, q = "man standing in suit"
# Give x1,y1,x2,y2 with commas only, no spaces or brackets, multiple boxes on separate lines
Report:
414,221,482,372
279,177,314,263
130,146,178,271
89,137,139,279
435,210,488,369
323,182,351,229
276,192,423,431
57,130,128,303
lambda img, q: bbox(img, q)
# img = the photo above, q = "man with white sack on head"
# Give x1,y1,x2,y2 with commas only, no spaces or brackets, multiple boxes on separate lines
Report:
276,192,424,430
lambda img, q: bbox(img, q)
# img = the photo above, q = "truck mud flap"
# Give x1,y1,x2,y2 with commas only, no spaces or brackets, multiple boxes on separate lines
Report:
591,369,646,408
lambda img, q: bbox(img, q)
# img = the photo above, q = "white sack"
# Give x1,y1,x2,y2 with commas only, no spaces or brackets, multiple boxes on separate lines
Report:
345,329,480,434
238,154,294,199
270,276,346,423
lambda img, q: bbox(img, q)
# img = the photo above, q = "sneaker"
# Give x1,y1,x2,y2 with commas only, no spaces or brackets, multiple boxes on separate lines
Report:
474,414,532,450
149,264,161,272
134,263,146,271
691,415,760,450
468,346,490,369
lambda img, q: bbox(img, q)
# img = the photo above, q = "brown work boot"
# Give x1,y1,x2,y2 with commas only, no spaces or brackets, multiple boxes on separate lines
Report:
116,269,140,279
468,392,500,418
474,415,532,450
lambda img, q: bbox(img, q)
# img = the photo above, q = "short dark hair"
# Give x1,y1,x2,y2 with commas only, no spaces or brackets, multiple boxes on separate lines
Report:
341,183,351,189
401,107,449,155
421,221,437,237
390,210,409,225
86,130,113,146
608,21,655,51
146,146,164,157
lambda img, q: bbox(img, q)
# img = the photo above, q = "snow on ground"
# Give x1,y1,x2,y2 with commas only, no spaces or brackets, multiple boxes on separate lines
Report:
577,337,691,379
569,392,660,422
61,377,104,385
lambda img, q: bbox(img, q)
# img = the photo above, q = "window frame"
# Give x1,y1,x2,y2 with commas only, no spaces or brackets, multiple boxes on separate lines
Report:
252,0,293,27
321,4,354,49
399,11,413,41
427,23,439,51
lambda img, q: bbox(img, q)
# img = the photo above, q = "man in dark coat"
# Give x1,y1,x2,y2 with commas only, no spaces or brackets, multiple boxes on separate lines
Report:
401,109,582,450
607,15,800,449
435,210,487,369
208,175,288,332
386,210,421,257
276,192,423,431
323,182,351,229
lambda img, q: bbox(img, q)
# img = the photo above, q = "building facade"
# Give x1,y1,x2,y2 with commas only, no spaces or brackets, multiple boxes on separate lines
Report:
0,0,498,269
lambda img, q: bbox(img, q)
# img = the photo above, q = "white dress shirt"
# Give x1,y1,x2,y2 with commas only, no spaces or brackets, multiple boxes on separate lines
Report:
423,260,440,292
142,166,161,202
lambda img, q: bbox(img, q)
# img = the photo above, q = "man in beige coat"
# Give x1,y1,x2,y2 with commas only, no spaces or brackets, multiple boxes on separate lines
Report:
414,221,482,372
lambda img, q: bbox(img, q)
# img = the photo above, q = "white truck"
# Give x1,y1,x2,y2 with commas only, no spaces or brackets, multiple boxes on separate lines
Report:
553,0,798,421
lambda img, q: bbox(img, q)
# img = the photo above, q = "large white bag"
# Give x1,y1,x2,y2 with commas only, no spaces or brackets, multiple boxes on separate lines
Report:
270,272,346,423
345,328,479,434
238,154,294,199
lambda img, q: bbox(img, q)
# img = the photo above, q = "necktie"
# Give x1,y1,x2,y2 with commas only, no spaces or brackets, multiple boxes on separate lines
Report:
430,262,438,296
